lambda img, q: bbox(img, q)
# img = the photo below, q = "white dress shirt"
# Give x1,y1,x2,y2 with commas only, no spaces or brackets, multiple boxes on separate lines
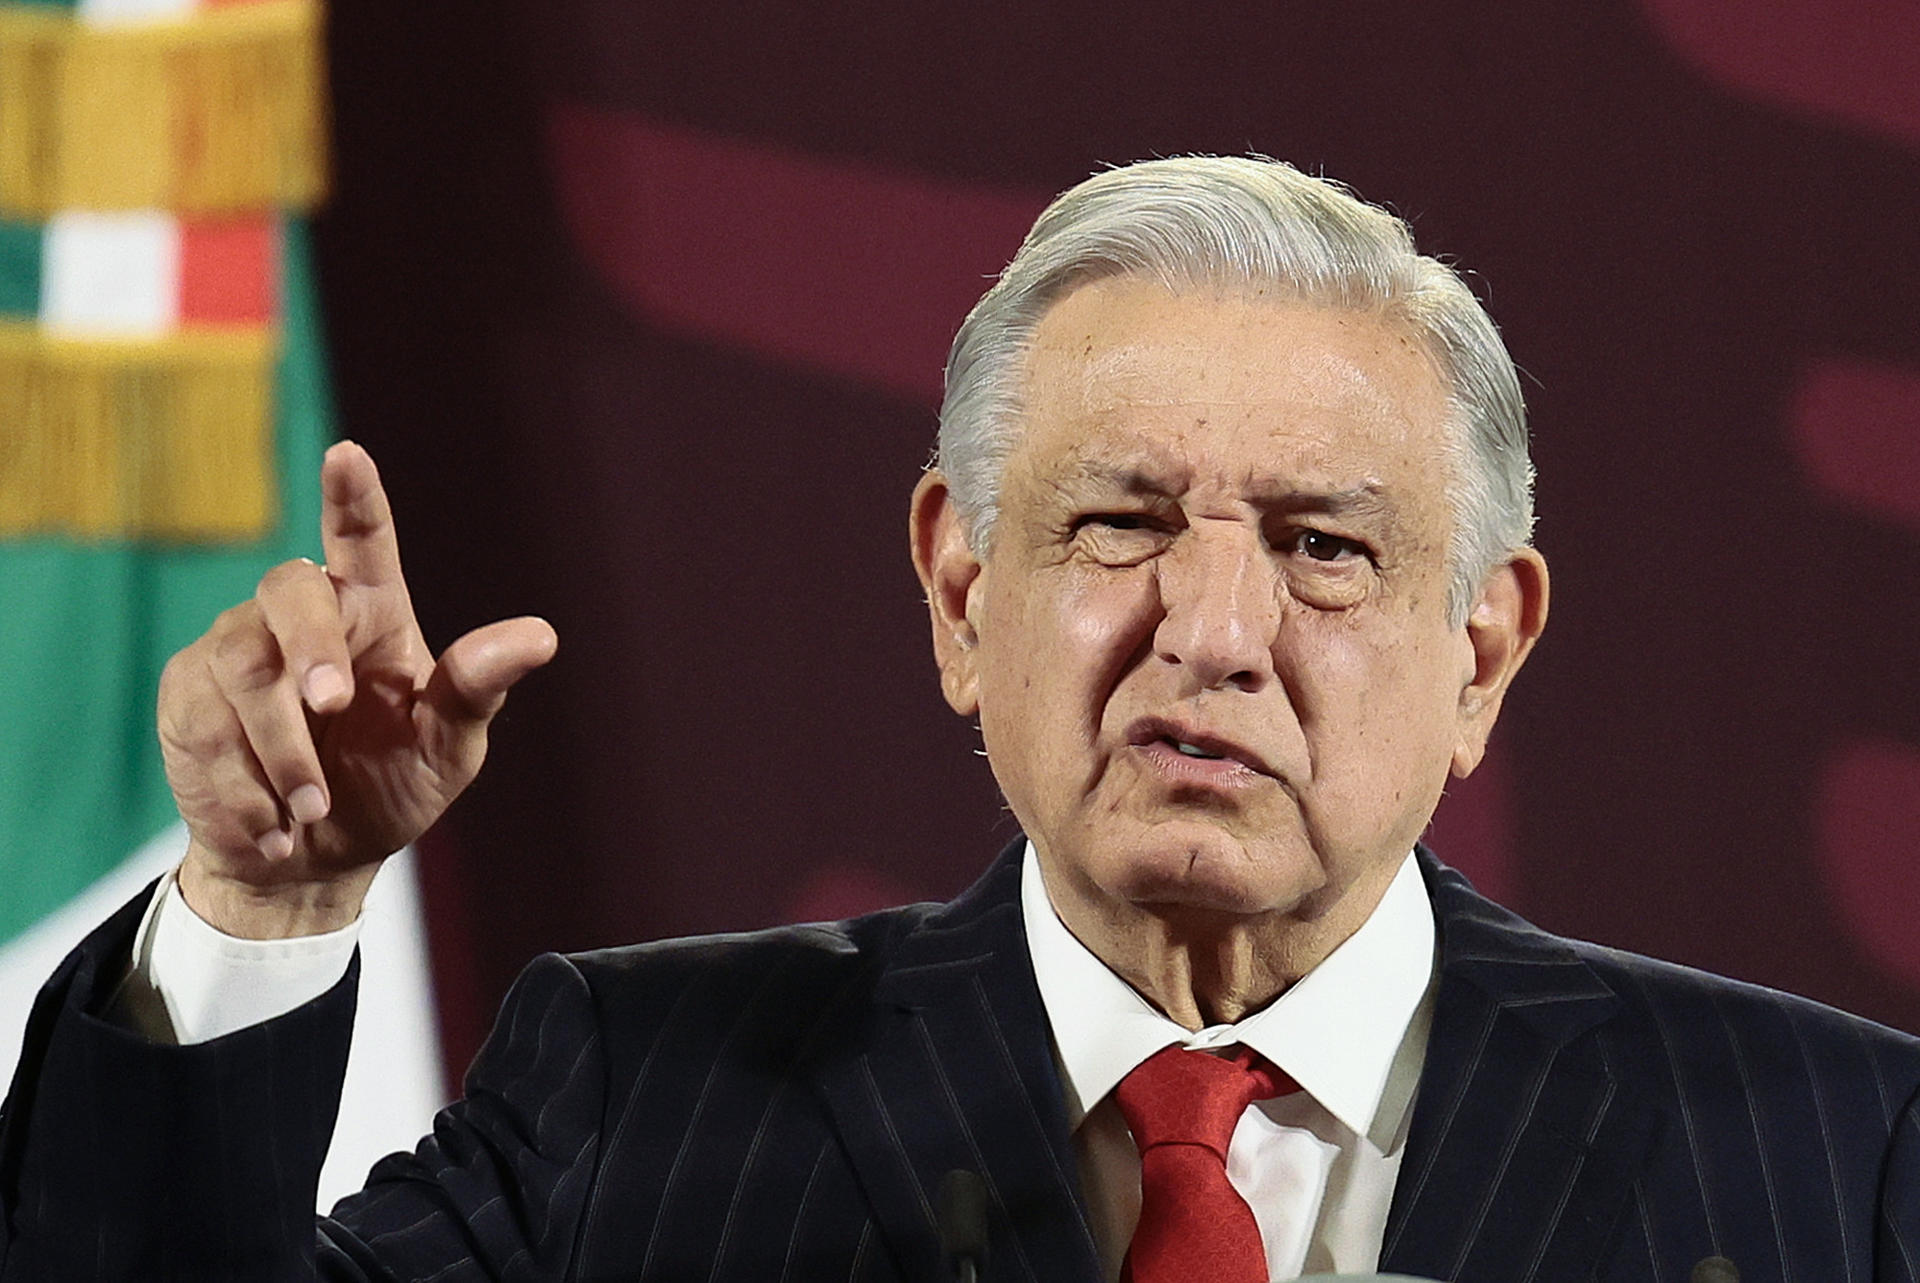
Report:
132,844,1434,1280
124,866,360,1045
1021,844,1436,1281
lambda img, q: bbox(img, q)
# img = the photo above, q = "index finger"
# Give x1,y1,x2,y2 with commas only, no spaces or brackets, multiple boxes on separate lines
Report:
320,440,406,591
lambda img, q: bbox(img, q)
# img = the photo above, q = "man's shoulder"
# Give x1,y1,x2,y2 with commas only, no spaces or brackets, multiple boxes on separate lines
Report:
524,846,1032,1075
566,899,941,1003
1569,930,1920,1061
465,902,947,1095
571,838,1023,976
1422,850,1920,1096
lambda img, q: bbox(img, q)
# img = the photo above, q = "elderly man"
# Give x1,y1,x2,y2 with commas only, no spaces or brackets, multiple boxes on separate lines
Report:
2,157,1917,1282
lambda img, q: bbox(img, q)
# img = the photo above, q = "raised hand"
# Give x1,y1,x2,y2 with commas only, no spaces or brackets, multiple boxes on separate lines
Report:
158,441,557,938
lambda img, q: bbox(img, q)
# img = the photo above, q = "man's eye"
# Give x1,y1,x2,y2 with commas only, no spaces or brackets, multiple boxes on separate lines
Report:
1291,530,1365,562
1080,514,1151,531
1070,513,1171,566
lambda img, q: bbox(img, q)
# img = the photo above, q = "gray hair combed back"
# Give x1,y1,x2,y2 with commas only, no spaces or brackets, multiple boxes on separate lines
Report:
936,155,1534,626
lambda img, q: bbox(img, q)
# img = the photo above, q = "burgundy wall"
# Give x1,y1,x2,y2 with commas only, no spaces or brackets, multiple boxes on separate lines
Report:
312,1,1920,1073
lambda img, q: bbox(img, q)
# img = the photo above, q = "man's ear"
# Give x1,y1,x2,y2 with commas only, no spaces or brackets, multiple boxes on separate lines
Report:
910,469,985,716
1451,547,1550,778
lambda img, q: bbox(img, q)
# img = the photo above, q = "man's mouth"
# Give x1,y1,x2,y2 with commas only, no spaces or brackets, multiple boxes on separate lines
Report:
1124,718,1273,778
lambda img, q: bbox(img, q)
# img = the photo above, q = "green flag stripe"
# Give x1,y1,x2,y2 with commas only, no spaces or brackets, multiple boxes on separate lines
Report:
0,219,40,318
0,219,329,942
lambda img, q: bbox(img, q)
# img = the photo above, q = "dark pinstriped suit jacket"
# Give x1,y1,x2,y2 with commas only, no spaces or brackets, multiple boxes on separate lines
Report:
3,841,1919,1281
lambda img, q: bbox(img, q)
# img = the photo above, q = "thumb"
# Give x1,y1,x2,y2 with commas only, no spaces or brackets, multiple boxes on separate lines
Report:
415,616,559,784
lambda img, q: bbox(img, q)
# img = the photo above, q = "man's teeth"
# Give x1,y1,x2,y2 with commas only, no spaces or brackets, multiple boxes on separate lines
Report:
1174,741,1224,759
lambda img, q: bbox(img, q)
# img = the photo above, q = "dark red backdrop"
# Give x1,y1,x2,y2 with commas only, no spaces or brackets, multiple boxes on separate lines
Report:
311,0,1920,1076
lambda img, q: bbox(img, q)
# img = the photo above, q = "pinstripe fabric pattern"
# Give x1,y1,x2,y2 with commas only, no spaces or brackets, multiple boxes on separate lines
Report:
3,844,1918,1281
1381,859,1920,1282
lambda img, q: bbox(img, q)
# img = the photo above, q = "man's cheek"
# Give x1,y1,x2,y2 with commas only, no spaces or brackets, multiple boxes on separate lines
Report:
1276,613,1374,714
1301,606,1444,687
1286,619,1448,780
1056,572,1158,668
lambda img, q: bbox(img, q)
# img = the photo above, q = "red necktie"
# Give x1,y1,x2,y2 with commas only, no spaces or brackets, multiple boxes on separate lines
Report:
1114,1044,1294,1283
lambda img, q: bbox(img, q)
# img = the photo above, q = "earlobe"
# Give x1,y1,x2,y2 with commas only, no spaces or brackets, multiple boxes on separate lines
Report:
910,470,985,716
1451,548,1550,778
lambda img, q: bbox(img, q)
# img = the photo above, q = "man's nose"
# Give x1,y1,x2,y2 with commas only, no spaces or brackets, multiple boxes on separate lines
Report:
1151,524,1280,692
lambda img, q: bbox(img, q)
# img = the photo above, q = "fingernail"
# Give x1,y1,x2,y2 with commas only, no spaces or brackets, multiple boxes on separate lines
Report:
289,784,328,825
258,828,294,860
303,664,348,709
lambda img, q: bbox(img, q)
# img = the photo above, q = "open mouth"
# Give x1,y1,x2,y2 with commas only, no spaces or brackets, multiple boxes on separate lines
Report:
1124,718,1272,779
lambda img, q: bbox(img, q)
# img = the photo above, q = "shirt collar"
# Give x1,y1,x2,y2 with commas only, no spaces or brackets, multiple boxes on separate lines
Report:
1021,842,1436,1150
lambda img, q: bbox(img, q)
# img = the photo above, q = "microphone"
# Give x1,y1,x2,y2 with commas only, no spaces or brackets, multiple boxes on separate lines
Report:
936,1169,990,1283
1296,1262,1731,1283
1295,1265,1730,1283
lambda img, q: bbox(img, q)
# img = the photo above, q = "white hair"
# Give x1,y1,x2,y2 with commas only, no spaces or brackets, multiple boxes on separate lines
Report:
936,155,1534,626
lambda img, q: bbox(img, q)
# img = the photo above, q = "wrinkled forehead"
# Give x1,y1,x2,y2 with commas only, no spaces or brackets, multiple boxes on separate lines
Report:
1009,279,1460,493
1022,268,1455,382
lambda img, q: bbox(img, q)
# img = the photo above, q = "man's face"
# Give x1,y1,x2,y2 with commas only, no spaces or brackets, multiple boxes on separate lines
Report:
925,277,1506,958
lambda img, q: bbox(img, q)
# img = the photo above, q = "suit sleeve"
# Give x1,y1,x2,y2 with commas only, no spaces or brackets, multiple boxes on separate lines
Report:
318,952,607,1281
1,889,609,1282
1882,1076,1920,1281
0,887,355,1280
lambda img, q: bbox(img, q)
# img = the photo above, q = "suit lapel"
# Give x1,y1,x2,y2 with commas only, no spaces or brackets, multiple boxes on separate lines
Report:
810,843,1662,1281
812,844,1103,1283
1381,853,1660,1281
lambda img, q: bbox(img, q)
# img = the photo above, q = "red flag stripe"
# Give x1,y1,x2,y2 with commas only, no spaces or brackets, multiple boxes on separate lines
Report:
178,216,277,327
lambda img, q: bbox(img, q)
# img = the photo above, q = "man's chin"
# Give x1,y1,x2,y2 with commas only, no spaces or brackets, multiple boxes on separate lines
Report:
1102,834,1326,920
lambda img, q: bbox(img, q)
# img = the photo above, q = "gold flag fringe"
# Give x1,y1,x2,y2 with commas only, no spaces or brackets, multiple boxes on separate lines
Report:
0,1,327,218
0,323,278,541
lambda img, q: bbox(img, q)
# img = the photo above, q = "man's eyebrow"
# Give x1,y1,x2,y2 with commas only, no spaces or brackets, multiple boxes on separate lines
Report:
1259,483,1393,516
1053,462,1397,518
1055,458,1184,495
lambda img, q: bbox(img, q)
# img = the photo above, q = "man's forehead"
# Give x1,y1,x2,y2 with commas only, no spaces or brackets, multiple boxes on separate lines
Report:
1024,290,1449,443
1027,281,1444,401
1066,335,1428,416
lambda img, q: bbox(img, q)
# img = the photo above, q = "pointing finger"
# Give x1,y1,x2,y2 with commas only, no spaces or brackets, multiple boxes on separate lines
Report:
319,440,408,596
255,558,354,713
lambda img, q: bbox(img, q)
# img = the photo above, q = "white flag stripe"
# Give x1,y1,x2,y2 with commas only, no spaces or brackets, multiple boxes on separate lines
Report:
323,842,449,1208
0,823,450,1213
76,0,199,26
41,210,180,337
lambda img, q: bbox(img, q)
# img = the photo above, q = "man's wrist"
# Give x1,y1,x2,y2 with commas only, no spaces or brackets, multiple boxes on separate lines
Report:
177,853,375,939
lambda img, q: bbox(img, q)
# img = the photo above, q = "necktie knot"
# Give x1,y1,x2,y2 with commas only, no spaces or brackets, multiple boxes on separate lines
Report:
1114,1043,1290,1158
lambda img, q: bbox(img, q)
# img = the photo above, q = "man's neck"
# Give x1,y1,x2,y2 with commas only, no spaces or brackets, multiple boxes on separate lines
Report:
1018,842,1437,1149
1036,856,1406,1030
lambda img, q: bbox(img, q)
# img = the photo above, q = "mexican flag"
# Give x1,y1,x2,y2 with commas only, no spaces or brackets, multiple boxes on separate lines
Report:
0,0,444,1209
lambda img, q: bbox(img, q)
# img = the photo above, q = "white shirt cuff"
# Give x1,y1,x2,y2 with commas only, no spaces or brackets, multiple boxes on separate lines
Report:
112,866,362,1045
